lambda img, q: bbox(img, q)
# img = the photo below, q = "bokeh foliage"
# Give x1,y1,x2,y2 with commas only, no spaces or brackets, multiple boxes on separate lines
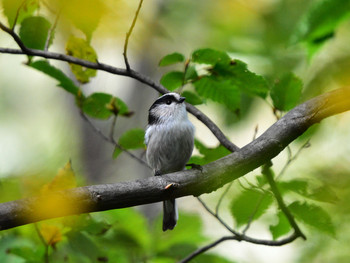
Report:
1,0,350,262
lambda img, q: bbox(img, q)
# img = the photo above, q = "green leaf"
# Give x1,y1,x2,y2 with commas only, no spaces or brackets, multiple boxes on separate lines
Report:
160,71,184,91
113,129,145,159
81,93,113,119
66,36,98,83
29,60,80,96
270,73,303,111
67,231,101,261
269,211,292,240
2,0,39,28
184,65,198,82
181,91,203,105
289,201,336,237
278,179,309,196
19,16,51,50
159,52,185,66
308,185,339,204
230,190,274,227
7,246,40,261
192,48,231,65
213,59,269,99
194,76,240,111
189,139,231,165
291,0,350,57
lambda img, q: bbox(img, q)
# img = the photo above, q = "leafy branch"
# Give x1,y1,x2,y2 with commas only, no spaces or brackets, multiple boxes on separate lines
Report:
0,20,239,153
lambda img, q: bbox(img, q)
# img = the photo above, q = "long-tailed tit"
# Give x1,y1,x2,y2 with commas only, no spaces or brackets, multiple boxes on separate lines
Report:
145,93,195,231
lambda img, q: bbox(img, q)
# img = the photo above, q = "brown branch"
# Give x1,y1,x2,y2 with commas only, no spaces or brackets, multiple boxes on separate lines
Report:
123,0,144,71
179,232,299,263
0,87,349,231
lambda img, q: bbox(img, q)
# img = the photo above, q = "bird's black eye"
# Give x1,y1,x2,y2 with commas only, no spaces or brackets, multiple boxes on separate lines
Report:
166,99,172,105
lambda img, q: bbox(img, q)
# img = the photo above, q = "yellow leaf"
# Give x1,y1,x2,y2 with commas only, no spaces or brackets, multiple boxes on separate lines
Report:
41,160,76,194
28,161,83,222
39,224,62,246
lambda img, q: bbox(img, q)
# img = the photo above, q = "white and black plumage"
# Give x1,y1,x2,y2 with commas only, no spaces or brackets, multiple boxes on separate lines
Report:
145,93,195,231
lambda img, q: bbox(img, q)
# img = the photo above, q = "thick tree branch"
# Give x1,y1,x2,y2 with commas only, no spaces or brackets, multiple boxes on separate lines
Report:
0,87,349,231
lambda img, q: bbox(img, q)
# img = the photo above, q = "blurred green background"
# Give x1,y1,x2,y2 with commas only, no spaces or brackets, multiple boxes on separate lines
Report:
1,0,350,262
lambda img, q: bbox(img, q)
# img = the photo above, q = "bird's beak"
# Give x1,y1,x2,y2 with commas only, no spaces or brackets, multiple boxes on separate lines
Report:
179,97,186,103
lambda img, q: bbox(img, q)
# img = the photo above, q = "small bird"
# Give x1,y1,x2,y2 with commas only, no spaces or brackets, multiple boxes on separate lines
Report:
145,92,195,231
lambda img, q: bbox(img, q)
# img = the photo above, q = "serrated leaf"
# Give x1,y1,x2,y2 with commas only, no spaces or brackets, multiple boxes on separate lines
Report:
2,0,39,28
190,139,231,165
289,201,336,236
192,48,231,65
159,52,185,66
113,129,145,159
82,93,113,119
66,36,97,83
291,0,350,57
230,190,273,227
270,73,303,111
29,60,80,96
19,16,51,50
213,59,269,98
160,71,184,91
181,91,203,105
194,76,240,111
269,211,292,240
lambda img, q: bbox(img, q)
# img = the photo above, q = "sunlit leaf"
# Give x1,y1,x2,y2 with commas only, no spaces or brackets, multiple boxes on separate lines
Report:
160,71,184,91
19,16,51,50
289,201,336,237
39,224,62,246
59,0,106,42
2,0,39,28
269,210,292,240
230,190,274,227
181,91,203,105
270,73,303,111
66,36,98,83
278,179,309,196
159,52,185,66
29,60,80,96
184,65,198,82
6,246,40,262
192,48,231,65
113,129,145,159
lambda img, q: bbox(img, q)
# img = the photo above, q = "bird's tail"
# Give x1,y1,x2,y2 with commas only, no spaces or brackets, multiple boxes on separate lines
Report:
163,199,178,231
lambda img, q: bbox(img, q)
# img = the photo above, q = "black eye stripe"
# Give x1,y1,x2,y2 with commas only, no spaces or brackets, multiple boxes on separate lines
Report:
149,94,179,110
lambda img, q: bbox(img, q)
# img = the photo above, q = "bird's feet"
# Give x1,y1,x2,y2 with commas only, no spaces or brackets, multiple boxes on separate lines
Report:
186,163,203,172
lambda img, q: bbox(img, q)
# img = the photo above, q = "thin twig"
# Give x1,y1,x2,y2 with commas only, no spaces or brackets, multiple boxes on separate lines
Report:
45,10,61,51
109,115,118,141
80,111,151,169
34,224,49,263
12,0,27,30
123,0,144,71
215,181,233,215
197,197,240,235
263,164,306,240
276,139,311,179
